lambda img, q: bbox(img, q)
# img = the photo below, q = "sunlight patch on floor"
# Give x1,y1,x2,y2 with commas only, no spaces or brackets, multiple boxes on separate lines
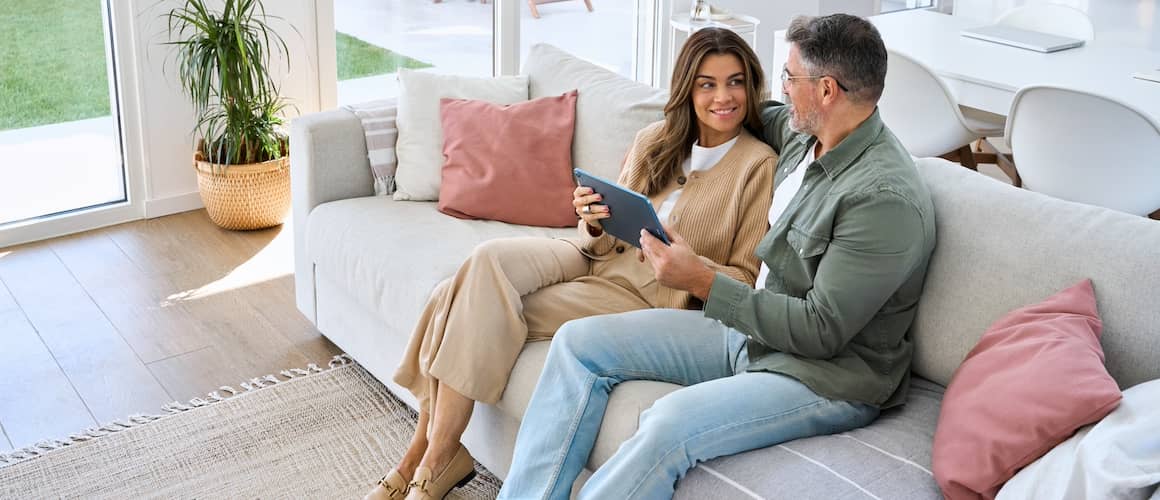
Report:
162,221,295,305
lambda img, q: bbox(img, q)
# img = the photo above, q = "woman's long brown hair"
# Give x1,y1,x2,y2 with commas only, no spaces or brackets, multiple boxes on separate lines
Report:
627,28,765,196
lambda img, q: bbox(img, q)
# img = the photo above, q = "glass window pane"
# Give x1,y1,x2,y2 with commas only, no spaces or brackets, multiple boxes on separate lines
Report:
0,0,126,226
520,0,634,78
335,0,495,106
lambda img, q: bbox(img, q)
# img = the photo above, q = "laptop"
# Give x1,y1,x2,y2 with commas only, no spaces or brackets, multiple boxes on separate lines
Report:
961,25,1085,53
1133,69,1160,84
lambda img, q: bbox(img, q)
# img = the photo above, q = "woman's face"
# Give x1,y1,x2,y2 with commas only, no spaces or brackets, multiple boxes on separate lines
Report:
691,52,748,145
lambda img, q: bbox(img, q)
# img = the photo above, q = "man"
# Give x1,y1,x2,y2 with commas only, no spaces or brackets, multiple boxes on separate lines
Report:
498,13,936,500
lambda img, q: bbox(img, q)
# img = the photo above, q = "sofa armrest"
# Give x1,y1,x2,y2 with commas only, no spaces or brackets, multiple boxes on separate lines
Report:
290,106,374,323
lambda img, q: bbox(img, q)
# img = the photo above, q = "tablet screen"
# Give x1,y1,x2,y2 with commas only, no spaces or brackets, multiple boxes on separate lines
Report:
574,168,670,248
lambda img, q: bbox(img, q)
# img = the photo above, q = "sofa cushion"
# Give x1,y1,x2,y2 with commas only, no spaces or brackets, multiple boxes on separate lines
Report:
394,69,529,201
673,377,945,500
911,158,1160,389
306,197,574,329
932,279,1121,500
437,90,580,227
523,43,667,182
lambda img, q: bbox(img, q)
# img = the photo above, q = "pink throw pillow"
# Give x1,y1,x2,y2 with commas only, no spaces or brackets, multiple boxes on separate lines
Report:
437,90,579,227
932,279,1122,500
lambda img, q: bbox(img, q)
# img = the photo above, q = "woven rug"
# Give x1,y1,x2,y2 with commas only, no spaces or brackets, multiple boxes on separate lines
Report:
0,356,502,499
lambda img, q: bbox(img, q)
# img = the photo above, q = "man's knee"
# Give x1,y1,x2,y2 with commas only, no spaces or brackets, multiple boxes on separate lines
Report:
551,317,599,357
634,395,695,451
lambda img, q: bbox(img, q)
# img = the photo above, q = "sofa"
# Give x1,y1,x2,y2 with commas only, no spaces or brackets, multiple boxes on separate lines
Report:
291,45,1160,498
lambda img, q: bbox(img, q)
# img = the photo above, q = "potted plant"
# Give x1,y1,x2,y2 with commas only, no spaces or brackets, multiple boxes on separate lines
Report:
165,0,293,230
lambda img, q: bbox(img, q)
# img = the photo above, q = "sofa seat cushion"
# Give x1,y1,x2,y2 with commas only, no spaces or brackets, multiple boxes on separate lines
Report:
306,196,575,332
673,377,946,500
499,341,945,498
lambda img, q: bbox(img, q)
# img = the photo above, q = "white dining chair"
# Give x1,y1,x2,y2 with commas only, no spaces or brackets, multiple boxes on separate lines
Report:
951,4,1096,181
879,49,1011,176
1005,85,1160,219
996,4,1095,41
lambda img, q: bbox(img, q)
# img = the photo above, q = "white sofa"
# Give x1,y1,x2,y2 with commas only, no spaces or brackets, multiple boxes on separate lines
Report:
291,45,1160,498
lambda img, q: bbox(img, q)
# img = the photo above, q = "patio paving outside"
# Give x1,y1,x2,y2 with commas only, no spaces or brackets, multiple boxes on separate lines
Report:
0,117,124,226
334,0,633,106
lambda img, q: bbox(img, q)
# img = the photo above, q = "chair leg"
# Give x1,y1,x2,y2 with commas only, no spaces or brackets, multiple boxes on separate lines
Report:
956,144,978,170
972,152,998,164
583,0,594,11
996,155,1021,188
1149,208,1160,220
975,138,1022,187
938,148,961,165
528,0,540,18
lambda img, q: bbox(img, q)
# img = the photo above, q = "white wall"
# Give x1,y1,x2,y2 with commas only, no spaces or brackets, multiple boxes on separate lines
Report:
128,0,326,218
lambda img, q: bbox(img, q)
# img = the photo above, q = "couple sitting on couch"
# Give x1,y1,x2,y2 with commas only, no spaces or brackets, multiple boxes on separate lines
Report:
366,13,937,500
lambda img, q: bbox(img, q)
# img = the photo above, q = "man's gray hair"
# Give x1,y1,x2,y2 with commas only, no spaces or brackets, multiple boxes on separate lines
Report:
785,14,887,105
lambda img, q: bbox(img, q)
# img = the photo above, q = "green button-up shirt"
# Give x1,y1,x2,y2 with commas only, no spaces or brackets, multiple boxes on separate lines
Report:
704,103,936,408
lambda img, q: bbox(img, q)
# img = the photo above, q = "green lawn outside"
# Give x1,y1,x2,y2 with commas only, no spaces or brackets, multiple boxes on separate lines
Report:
0,0,111,131
0,1,430,132
337,32,431,80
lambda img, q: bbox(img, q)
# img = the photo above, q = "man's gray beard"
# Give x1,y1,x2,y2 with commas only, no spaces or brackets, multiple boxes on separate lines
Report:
788,105,819,135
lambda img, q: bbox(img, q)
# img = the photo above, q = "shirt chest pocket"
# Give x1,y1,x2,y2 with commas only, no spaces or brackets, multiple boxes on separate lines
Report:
786,224,830,260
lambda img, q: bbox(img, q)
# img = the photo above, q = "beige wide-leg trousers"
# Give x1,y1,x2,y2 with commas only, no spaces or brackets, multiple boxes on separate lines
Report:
393,237,658,411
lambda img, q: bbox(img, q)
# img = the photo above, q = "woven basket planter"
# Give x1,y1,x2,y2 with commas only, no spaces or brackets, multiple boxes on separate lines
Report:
194,151,291,230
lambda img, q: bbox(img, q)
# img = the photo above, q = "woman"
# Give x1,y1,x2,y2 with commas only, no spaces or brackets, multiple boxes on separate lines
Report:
367,28,776,500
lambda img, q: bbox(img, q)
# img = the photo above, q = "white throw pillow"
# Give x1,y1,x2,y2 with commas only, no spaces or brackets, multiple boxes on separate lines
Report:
393,69,529,201
523,44,667,182
996,378,1160,500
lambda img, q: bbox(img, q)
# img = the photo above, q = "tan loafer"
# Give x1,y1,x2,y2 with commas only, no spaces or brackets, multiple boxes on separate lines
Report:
404,445,477,500
364,469,410,500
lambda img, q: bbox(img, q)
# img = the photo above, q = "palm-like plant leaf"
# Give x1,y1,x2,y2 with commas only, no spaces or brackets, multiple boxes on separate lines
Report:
164,0,292,170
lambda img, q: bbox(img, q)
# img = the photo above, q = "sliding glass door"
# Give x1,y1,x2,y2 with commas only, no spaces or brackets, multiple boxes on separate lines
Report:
331,0,650,105
519,0,635,79
333,0,495,105
0,0,127,227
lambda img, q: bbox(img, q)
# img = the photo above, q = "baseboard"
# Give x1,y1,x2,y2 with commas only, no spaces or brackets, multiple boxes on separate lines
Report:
144,191,203,218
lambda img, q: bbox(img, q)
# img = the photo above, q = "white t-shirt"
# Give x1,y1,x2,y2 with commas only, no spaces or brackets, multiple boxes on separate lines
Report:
755,143,815,289
656,136,739,222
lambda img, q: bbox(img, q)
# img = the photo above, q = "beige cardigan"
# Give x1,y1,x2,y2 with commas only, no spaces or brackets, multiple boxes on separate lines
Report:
571,121,777,310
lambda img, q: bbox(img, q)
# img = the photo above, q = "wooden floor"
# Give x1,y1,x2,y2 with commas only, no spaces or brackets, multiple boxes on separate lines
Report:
0,210,342,453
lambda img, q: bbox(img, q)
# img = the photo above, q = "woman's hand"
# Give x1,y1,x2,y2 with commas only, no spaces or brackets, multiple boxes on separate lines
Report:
573,186,609,232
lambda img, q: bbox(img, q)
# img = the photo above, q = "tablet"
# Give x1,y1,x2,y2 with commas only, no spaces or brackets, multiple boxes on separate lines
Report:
573,168,670,248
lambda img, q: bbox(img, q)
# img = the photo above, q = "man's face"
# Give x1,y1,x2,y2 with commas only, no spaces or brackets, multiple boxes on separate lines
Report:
782,46,821,135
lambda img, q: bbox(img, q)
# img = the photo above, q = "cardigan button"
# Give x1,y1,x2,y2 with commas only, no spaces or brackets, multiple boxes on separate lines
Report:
616,246,626,253
677,175,687,185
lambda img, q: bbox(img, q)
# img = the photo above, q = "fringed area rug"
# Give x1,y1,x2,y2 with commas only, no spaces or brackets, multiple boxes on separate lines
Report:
0,356,502,499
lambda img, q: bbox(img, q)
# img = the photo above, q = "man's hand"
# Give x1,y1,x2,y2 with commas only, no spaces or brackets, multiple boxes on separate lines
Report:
639,225,715,300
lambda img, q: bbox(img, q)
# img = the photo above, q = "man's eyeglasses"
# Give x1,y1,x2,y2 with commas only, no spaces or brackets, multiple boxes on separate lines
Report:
781,66,849,92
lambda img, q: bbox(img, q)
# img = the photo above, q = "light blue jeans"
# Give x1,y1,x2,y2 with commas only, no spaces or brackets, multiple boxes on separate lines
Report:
497,309,880,500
